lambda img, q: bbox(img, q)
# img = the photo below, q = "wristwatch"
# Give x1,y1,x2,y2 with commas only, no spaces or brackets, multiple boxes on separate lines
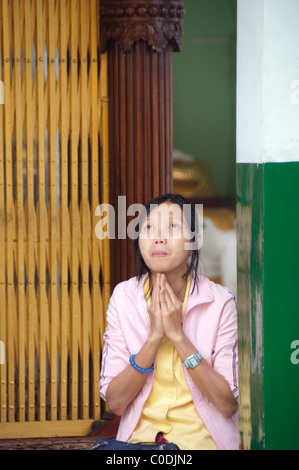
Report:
182,352,202,369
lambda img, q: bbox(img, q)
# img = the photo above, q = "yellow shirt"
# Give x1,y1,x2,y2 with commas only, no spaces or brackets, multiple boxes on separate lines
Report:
128,276,218,450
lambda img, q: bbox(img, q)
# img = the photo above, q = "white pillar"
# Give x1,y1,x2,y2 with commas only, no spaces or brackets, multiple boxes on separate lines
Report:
237,0,299,164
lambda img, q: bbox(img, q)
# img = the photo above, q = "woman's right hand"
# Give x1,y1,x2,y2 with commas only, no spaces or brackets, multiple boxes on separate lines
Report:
105,274,164,415
148,273,165,341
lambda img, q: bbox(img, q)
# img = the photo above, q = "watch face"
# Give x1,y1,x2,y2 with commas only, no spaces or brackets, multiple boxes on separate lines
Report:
190,357,198,367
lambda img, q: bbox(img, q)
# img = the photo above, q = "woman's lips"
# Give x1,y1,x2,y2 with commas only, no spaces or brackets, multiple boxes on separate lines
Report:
152,251,168,257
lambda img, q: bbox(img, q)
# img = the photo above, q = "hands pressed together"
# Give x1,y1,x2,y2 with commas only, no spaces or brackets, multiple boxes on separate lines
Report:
148,273,184,344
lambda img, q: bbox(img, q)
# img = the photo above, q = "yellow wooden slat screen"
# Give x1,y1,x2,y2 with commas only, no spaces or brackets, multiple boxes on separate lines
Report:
0,0,109,438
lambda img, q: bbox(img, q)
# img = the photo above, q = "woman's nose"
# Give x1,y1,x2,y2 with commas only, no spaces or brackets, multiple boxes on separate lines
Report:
154,235,166,244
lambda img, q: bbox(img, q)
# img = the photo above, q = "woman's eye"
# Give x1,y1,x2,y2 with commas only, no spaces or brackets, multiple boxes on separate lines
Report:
146,224,152,230
170,223,178,229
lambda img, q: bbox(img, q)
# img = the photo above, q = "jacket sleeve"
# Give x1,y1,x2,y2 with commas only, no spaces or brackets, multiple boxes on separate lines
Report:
100,285,131,401
211,292,238,398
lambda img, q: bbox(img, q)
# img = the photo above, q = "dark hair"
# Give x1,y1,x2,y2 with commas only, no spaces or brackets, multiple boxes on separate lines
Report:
134,193,201,294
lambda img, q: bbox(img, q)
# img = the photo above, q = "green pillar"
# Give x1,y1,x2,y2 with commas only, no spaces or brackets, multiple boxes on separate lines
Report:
236,0,299,450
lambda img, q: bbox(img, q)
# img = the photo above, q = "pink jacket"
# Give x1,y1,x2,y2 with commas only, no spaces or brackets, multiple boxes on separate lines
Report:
100,274,239,450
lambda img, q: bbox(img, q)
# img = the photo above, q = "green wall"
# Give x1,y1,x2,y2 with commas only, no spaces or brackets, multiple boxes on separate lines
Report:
173,0,237,198
237,162,299,449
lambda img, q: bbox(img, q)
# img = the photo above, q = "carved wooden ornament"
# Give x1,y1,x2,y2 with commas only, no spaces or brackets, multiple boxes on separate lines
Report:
100,0,185,53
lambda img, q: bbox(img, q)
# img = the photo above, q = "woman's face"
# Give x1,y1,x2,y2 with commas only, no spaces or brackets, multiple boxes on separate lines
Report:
138,202,193,275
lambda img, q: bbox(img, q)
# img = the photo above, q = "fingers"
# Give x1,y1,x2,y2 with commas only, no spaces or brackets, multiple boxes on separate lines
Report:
149,274,165,314
164,278,180,306
160,274,178,310
159,275,183,341
150,284,159,315
151,273,182,311
158,274,169,306
148,274,165,339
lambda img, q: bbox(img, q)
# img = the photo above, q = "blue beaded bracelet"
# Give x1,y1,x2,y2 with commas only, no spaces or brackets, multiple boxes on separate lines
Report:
129,354,154,374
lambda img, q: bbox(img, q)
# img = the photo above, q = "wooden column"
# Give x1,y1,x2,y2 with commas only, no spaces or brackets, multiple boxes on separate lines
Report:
100,0,185,287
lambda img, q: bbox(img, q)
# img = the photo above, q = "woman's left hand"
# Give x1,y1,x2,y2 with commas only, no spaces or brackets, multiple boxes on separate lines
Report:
159,274,184,343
